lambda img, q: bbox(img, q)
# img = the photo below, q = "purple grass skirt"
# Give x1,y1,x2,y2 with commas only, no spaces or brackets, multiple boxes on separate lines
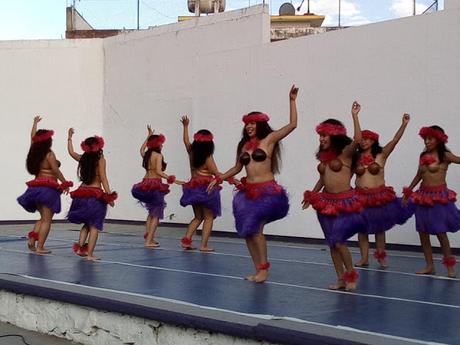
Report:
180,176,221,218
132,178,169,219
67,187,108,231
305,189,365,247
17,177,62,214
233,179,289,237
356,186,413,234
410,184,460,234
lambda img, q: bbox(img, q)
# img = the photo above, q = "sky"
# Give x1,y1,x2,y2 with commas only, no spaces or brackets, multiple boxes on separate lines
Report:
0,0,444,40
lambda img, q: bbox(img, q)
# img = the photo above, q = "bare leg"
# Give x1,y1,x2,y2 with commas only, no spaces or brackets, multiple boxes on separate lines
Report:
336,243,357,291
437,233,456,278
375,232,388,268
245,235,261,281
200,208,214,252
329,246,346,290
86,227,100,261
417,232,435,274
355,233,369,267
252,231,269,283
145,215,160,247
28,219,41,251
75,225,89,256
35,205,53,254
181,205,203,249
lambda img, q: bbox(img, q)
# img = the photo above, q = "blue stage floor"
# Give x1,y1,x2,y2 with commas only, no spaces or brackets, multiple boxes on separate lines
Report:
0,226,459,345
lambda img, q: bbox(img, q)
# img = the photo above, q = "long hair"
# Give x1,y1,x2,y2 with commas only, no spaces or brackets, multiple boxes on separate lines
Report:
315,119,352,160
237,112,281,174
26,129,52,175
78,137,103,185
420,125,450,163
353,139,383,167
142,135,167,171
191,129,215,169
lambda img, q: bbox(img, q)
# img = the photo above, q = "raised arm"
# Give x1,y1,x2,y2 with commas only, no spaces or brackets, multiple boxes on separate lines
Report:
181,116,192,153
343,101,362,157
140,125,154,157
445,152,460,164
267,85,299,145
31,116,41,142
382,114,410,158
67,128,81,162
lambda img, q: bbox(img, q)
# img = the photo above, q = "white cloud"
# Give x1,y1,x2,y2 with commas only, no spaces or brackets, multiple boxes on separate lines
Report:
294,0,370,26
390,0,428,17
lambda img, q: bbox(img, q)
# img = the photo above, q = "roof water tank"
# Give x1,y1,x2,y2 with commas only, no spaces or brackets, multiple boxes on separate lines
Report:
188,0,226,14
279,2,295,16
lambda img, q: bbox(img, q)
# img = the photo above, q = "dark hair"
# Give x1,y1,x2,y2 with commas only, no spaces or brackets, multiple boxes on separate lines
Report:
315,119,352,160
353,138,383,167
420,125,450,163
191,129,215,169
142,135,167,171
237,112,281,174
78,137,103,185
26,129,52,175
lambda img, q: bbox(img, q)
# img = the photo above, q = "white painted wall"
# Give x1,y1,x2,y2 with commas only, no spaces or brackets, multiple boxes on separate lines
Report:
0,39,104,220
102,5,460,247
3,5,460,247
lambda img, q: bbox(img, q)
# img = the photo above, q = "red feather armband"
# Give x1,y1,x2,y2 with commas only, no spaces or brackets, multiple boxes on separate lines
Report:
167,175,176,184
402,187,413,199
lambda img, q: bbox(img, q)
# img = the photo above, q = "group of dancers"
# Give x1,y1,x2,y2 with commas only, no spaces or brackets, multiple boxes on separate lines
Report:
17,85,460,289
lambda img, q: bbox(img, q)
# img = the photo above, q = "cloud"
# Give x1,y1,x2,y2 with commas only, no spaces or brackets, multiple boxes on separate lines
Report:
390,0,428,17
294,0,370,26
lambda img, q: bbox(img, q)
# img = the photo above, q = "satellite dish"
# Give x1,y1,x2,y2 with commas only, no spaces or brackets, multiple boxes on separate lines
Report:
279,2,296,16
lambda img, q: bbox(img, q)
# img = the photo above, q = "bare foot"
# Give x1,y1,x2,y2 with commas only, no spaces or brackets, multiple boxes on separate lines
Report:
86,255,101,261
199,246,215,252
354,259,369,267
345,281,357,292
245,272,258,281
35,248,52,254
76,249,87,257
145,241,160,248
377,258,389,269
253,270,269,283
328,280,346,290
27,239,36,252
447,267,457,278
416,266,435,275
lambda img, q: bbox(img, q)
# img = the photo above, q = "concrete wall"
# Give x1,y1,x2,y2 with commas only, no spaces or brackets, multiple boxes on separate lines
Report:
1,39,104,220
3,5,460,247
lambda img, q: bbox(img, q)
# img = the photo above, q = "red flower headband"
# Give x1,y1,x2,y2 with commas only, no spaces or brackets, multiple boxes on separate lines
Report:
316,123,347,136
147,134,166,149
362,130,379,141
32,130,54,143
419,127,448,143
193,133,214,142
242,112,270,124
81,136,105,153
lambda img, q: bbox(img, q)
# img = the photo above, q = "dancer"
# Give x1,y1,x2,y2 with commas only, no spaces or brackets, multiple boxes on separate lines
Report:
302,101,365,291
354,114,412,268
17,116,72,254
132,125,180,247
208,85,298,282
67,128,117,261
403,125,460,278
180,116,221,252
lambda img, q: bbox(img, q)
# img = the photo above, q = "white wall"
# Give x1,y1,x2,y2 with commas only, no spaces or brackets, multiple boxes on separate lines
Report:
0,39,104,220
103,5,460,247
3,5,460,247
